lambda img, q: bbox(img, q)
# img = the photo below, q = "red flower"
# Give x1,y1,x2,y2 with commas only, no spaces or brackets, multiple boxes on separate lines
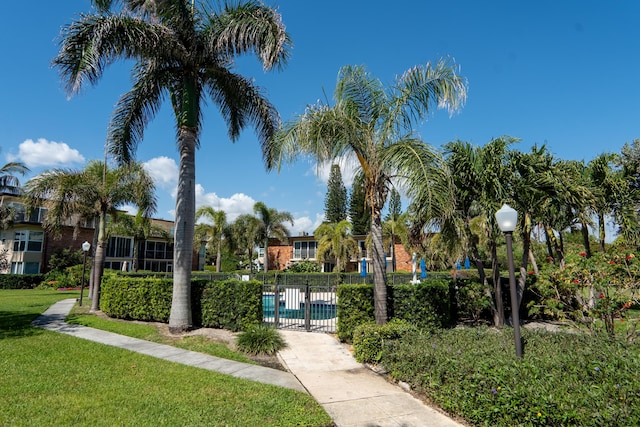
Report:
626,253,635,261
599,293,605,299
528,271,535,275
609,261,616,265
573,279,581,284
579,251,587,257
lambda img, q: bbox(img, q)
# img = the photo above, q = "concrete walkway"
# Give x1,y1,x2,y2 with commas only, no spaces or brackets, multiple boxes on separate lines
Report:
33,299,465,427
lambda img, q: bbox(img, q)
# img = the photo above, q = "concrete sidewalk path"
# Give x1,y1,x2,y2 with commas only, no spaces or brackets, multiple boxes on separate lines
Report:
278,330,465,427
33,299,465,427
31,299,305,392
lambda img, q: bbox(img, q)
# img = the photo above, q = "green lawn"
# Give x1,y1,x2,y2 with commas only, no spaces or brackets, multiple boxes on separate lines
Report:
0,289,333,427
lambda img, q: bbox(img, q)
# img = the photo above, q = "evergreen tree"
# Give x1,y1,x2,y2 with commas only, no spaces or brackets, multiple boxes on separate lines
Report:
385,188,402,221
324,164,348,223
349,172,371,235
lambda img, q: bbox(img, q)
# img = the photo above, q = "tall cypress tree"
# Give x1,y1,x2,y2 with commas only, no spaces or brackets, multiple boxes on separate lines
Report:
385,188,402,221
349,172,371,235
324,164,348,223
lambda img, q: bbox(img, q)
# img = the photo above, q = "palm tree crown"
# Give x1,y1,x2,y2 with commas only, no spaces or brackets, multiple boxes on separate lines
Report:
268,61,467,323
53,0,291,332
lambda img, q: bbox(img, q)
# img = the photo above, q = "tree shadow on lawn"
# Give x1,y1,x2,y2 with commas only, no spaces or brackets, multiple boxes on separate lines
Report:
0,311,47,339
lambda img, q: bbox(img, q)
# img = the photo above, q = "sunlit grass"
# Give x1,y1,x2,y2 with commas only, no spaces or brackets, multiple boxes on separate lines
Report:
0,290,333,427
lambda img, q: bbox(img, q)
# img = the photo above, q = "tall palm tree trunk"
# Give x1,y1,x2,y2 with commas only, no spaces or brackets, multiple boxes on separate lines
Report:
581,219,592,258
490,238,505,327
371,209,387,324
90,212,108,312
169,129,196,333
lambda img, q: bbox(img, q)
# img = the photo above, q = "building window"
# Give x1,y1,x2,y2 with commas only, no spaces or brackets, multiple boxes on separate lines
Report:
10,262,39,274
13,231,43,252
106,236,133,258
144,241,172,260
293,241,318,259
13,231,26,252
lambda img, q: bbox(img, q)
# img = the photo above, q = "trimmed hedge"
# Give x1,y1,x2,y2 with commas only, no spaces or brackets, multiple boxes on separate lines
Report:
200,279,262,331
100,274,261,331
338,278,487,341
0,274,45,289
352,319,418,364
336,283,374,341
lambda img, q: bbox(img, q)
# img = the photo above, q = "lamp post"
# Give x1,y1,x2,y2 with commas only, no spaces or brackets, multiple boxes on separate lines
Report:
79,241,91,306
495,204,522,359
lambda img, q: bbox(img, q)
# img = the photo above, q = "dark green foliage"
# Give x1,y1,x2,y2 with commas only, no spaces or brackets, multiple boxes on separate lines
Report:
48,248,83,272
0,274,45,289
385,188,402,221
390,280,452,328
380,328,640,426
99,275,260,331
99,274,173,321
338,280,455,341
337,283,375,341
455,278,493,323
200,279,262,331
285,259,321,273
235,325,286,355
324,164,348,223
352,319,418,364
348,172,371,235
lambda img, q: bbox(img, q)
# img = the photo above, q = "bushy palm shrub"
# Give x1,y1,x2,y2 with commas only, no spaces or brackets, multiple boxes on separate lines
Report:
235,325,286,355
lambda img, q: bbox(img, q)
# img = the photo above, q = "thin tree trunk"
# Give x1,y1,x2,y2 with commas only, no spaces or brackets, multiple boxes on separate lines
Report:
90,212,107,312
517,212,532,306
581,219,592,258
490,238,504,327
216,240,222,272
264,238,269,273
598,213,606,252
169,129,196,333
528,249,539,275
371,209,387,324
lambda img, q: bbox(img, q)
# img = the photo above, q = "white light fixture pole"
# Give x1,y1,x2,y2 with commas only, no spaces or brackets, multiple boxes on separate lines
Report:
79,241,91,306
495,204,522,358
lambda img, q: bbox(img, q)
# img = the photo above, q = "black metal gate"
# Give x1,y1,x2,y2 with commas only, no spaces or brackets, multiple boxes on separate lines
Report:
262,275,338,333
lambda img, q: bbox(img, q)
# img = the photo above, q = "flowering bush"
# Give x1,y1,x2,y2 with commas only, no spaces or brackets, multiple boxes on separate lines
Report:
529,244,639,338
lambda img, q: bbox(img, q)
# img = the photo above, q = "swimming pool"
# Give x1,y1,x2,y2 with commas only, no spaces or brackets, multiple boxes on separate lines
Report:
262,294,336,320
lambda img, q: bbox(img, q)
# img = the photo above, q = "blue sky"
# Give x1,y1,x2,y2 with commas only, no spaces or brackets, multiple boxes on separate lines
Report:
2,1,639,235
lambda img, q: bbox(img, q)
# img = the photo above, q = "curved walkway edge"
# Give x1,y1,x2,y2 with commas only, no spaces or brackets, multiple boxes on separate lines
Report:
31,299,305,392
33,299,466,427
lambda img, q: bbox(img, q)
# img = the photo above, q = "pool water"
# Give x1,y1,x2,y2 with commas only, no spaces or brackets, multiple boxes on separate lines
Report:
262,294,336,320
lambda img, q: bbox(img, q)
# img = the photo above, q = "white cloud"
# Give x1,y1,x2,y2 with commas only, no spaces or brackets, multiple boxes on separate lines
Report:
10,138,85,167
196,190,257,222
144,156,178,190
291,213,325,236
312,154,359,187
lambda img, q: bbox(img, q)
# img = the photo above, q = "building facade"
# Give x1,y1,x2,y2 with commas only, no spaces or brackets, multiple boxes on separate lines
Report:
0,192,199,274
266,233,415,273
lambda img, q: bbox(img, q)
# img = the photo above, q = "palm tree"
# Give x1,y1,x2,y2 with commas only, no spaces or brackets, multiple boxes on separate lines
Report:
315,220,358,272
587,153,624,252
267,62,466,324
23,160,156,312
231,213,262,273
53,0,291,332
442,137,515,327
109,211,170,272
194,206,229,272
0,155,30,228
253,201,293,272
0,156,29,194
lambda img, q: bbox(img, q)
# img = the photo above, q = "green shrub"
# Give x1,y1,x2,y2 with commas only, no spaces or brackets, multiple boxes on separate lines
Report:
455,278,493,323
381,327,640,426
391,280,452,328
235,325,286,355
100,274,173,321
200,279,262,331
0,274,45,289
336,283,375,341
352,319,418,364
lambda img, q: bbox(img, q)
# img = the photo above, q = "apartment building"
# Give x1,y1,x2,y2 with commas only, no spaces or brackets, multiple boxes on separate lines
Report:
266,233,415,273
0,191,200,274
